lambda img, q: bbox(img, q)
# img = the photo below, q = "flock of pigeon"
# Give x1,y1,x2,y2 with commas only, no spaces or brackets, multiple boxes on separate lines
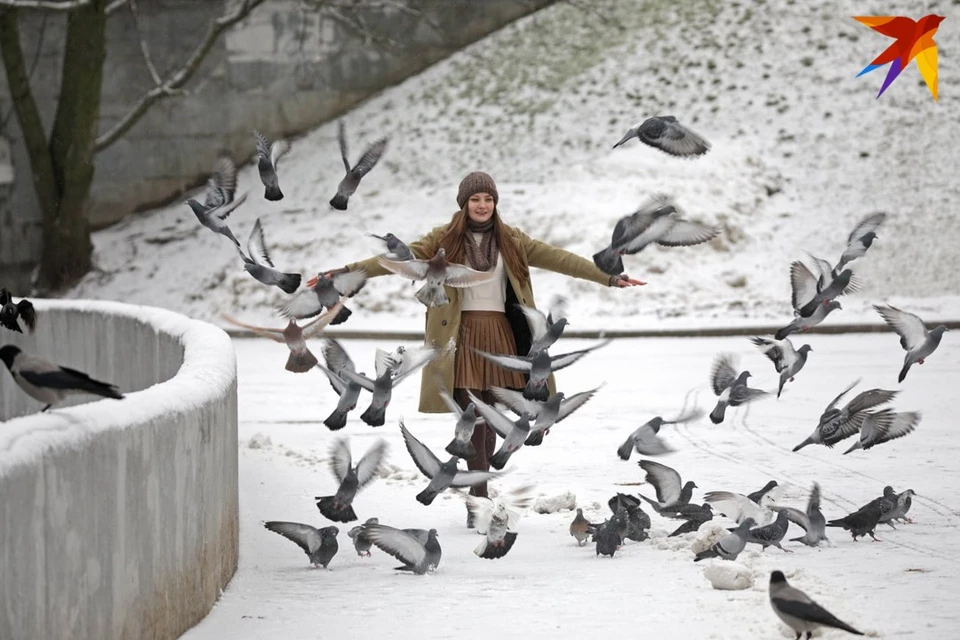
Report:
0,115,951,638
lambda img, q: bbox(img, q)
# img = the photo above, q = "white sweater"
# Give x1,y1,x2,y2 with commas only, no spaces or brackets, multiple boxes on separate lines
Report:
460,232,506,312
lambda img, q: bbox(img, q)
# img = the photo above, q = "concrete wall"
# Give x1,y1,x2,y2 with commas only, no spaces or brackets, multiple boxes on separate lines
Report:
0,0,554,290
0,300,239,640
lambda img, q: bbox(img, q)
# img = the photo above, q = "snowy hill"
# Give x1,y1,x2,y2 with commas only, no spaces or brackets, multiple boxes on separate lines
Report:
68,0,960,332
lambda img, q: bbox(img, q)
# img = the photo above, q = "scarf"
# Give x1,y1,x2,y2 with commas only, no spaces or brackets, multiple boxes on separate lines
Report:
464,217,498,272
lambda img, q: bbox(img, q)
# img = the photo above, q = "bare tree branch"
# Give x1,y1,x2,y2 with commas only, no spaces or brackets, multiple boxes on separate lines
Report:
105,0,128,14
0,0,89,9
0,10,46,132
94,0,266,152
127,0,162,86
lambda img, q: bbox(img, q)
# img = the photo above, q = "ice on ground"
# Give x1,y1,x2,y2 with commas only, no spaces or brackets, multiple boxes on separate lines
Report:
704,561,754,591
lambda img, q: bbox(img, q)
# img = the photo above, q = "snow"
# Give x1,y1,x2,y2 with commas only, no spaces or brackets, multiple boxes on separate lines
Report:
532,491,577,514
182,334,958,640
704,561,755,591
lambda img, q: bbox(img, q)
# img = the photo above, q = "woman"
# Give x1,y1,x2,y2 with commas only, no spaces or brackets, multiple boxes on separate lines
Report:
317,172,644,524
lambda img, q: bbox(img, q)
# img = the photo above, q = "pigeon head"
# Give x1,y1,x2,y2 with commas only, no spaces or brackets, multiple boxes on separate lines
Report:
932,325,948,336
576,508,583,516
428,528,439,539
861,231,877,247
883,486,896,498
649,417,664,428
553,318,570,331
322,526,340,537
184,199,206,215
0,344,21,369
364,517,379,525
827,301,842,311
701,503,713,511
769,570,787,585
739,517,757,529
684,481,698,490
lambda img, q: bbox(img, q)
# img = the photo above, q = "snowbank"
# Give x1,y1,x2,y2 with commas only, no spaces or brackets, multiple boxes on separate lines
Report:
0,300,238,640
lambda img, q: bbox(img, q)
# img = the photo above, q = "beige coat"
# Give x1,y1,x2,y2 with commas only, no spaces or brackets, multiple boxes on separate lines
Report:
346,220,613,413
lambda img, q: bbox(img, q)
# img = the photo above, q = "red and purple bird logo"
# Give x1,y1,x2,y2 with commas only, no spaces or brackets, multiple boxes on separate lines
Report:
854,14,944,101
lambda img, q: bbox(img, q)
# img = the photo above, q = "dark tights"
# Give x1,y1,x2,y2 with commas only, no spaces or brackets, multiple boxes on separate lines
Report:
453,388,497,498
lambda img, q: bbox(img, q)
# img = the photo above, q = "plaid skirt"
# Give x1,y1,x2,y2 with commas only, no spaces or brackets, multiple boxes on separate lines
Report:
454,311,527,391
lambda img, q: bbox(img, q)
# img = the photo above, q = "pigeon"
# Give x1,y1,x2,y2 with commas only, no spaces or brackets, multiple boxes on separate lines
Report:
826,501,884,541
360,523,441,574
253,130,290,201
796,269,861,319
592,195,719,275
220,301,343,373
793,380,897,451
517,302,568,355
472,338,612,402
279,269,368,325
668,504,713,537
0,288,36,333
836,212,886,272
747,481,781,505
608,493,651,533
570,508,594,546
708,353,768,424
888,489,916,524
377,248,498,308
611,115,711,157
487,385,601,446
749,336,813,398
330,120,388,210
703,490,778,526
594,517,624,558
742,509,792,552
315,437,389,523
616,408,704,460
871,486,903,529
347,517,379,557
775,301,842,340
263,522,339,568
466,391,534,469
313,338,366,430
184,155,246,247
236,218,301,293
873,304,948,382
465,485,535,560
775,261,845,339
786,259,861,319
338,346,438,426
693,517,755,562
768,571,864,639
773,483,829,547
436,384,479,460
843,409,921,454
368,232,414,261
637,460,697,514
399,419,507,505
0,345,124,412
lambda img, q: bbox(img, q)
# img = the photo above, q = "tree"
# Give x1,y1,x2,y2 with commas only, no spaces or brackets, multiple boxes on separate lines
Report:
0,0,266,292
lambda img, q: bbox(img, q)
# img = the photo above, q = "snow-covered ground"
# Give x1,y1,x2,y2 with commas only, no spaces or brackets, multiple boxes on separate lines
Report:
182,334,960,640
67,0,960,332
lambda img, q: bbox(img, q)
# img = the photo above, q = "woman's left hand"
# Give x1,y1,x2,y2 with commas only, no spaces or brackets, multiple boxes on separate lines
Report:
612,274,647,287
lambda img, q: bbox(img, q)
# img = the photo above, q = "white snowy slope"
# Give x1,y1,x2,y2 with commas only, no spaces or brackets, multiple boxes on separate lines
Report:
68,0,960,332
182,334,959,640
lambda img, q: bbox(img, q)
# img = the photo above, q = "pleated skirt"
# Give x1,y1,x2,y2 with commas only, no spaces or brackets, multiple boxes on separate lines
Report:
454,311,527,391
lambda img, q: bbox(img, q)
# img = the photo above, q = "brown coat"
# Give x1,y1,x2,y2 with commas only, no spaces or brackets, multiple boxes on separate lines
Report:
345,220,613,413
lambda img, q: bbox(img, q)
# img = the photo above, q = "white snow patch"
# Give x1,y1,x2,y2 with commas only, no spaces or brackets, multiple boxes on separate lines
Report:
247,433,272,449
703,561,754,591
689,521,730,555
533,491,577,514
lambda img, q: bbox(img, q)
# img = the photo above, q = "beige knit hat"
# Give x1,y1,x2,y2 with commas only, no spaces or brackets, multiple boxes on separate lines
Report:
456,171,499,208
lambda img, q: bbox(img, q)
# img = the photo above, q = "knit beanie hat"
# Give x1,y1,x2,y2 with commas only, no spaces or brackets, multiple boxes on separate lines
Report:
457,171,499,209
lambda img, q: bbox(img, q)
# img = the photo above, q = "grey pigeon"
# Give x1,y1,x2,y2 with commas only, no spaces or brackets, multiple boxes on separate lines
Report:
472,338,612,402
399,419,506,505
594,516,624,558
837,212,886,271
0,345,124,412
793,380,897,451
704,490,777,526
338,346,438,426
220,302,343,373
570,508,594,546
315,338,365,430
786,258,861,319
668,503,713,537
747,481,780,505
708,353,768,424
797,269,861,318
237,218,301,293
607,493,651,539
368,232,414,261
488,385,601,446
378,248,497,308
843,408,921,454
873,486,903,529
775,261,845,339
360,523,441,574
874,304,948,382
253,129,290,201
0,288,36,333
826,501,884,541
612,115,711,157
437,384,479,460
769,571,864,638
637,460,697,514
330,120,388,210
465,485,535,560
775,301,842,340
467,390,534,469
742,509,792,552
750,336,813,398
263,522,339,568
693,517,755,562
774,482,829,547
888,488,916,524
315,437,389,522
517,303,568,356
185,154,246,247
616,407,703,460
593,195,719,275
279,269,368,325
347,517,379,557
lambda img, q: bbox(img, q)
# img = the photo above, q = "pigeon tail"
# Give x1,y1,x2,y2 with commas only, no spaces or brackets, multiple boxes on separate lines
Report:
324,409,348,431
592,247,624,276
898,362,911,383
264,185,284,201
329,194,349,210
330,305,353,326
709,400,727,424
316,496,357,523
774,326,792,341
524,430,545,447
415,285,449,308
275,272,302,295
523,379,549,402
616,438,635,460
489,449,511,470
475,532,518,559
445,438,477,460
360,404,386,427
416,487,439,505
776,375,787,399
792,437,813,452
285,349,319,373
842,441,862,455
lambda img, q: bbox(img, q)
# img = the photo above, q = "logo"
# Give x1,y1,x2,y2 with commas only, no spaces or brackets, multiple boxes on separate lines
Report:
854,15,944,101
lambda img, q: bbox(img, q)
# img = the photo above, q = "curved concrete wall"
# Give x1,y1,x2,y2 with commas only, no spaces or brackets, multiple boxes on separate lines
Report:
0,300,238,640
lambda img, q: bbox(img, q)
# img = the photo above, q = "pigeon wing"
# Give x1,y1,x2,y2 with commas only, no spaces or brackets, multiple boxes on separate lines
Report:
355,439,389,488
375,348,400,379
638,460,682,505
337,120,351,172
301,301,346,339
351,137,388,178
246,218,275,267
517,304,549,342
337,367,376,392
871,410,921,447
315,362,347,395
362,524,426,567
655,220,719,247
205,155,238,207
390,347,439,385
703,491,769,524
710,353,739,394
322,338,356,375
328,438,352,483
772,506,811,532
846,212,886,245
750,336,787,371
399,419,442,479
377,257,430,281
277,290,323,320
449,469,506,488
845,388,897,415
874,304,928,351
264,521,321,554
638,117,711,156
550,339,612,371
254,130,271,164
219,314,285,343
331,269,368,297
471,349,533,373
465,494,496,531
824,378,861,413
489,386,543,417
790,261,819,310
467,391,518,439
270,139,290,168
442,264,499,288
555,386,602,423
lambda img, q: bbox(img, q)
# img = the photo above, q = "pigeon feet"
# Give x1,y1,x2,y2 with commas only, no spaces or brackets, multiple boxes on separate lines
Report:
919,358,925,364
789,377,795,382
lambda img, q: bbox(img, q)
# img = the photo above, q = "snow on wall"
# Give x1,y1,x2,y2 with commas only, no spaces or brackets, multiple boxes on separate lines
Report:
0,300,238,640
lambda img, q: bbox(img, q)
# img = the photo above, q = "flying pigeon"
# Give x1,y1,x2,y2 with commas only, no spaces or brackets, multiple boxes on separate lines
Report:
742,510,793,552
873,304,948,382
703,490,778,526
775,261,845,339
592,195,720,275
793,380,897,451
0,288,36,333
278,269,368,325
359,523,441,574
377,247,498,308
347,517,379,557
330,120,388,210
826,501,884,541
338,346,438,426
570,508,594,546
487,385,602,446
612,115,711,157
516,302,569,356
253,130,290,201
314,437,389,522
616,407,703,460
773,482,829,547
637,460,697,514
768,571,864,638
668,503,713,537
708,353,768,424
399,419,507,505
465,485,536,560
466,390,535,469
693,517,755,562
837,212,886,271
236,218,301,293
367,232,414,261
749,336,813,398
314,338,366,430
436,384,479,460
184,154,246,247
843,408,921,454
263,521,339,568
0,345,124,412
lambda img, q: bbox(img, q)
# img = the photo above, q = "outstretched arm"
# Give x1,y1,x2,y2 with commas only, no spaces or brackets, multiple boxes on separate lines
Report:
314,228,443,282
517,229,645,287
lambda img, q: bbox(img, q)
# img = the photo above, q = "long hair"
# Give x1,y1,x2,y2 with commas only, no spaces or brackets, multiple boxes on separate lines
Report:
437,205,530,287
